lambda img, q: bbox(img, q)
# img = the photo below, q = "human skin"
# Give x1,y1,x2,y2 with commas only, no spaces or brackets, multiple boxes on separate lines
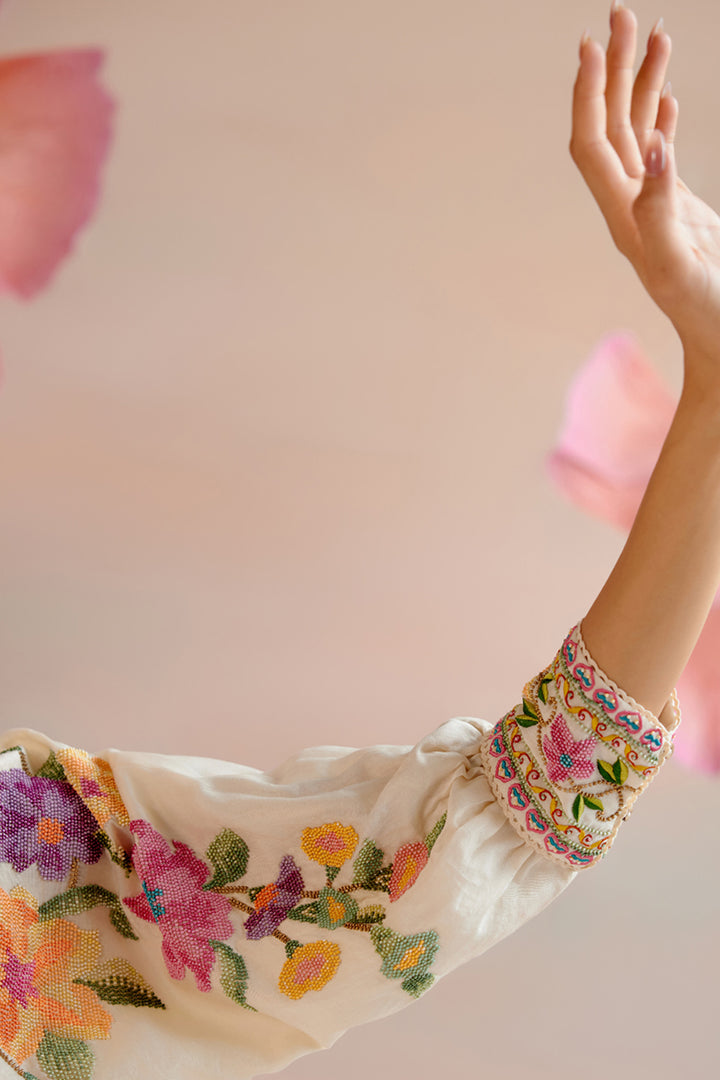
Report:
570,2,720,723
572,2,720,383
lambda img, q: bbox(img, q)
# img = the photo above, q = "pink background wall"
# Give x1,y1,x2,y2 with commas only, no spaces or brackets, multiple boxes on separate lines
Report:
0,1,717,1076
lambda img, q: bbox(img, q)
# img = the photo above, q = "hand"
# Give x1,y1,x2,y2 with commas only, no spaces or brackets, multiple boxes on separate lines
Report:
570,3,720,394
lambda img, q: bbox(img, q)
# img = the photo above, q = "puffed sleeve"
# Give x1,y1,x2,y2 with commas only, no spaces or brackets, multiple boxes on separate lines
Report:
0,621,680,1080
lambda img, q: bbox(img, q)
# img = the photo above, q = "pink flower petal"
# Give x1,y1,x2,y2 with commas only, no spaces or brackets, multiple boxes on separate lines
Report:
546,713,595,761
545,332,677,531
0,48,115,298
674,602,720,774
547,333,720,773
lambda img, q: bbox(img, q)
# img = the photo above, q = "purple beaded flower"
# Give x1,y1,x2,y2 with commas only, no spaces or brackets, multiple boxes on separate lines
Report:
0,769,103,879
244,855,304,940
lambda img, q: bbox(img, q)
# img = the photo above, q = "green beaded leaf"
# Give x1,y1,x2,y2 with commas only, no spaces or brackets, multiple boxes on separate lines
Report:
354,904,386,925
573,791,604,822
351,839,385,887
521,698,539,721
425,812,447,854
95,829,134,874
597,757,629,785
36,1033,93,1080
204,829,249,891
402,971,435,998
35,751,68,782
38,885,138,940
368,864,393,891
538,675,554,705
285,901,320,923
74,958,166,1010
584,794,604,812
613,758,629,784
209,941,257,1012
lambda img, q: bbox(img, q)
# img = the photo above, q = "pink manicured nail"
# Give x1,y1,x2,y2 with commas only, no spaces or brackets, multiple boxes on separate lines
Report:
610,1,622,31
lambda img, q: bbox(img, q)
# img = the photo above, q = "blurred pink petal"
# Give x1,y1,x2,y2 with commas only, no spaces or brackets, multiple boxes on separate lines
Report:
0,48,115,298
547,332,720,774
674,605,720,774
545,332,677,531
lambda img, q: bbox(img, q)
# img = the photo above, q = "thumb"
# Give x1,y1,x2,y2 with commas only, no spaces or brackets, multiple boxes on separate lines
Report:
635,128,676,203
632,127,682,269
644,128,670,180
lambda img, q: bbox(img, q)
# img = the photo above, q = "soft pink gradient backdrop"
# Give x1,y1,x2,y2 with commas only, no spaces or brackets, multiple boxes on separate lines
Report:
0,1,717,1077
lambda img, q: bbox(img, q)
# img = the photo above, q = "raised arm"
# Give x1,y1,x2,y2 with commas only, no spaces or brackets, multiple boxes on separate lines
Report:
570,3,720,725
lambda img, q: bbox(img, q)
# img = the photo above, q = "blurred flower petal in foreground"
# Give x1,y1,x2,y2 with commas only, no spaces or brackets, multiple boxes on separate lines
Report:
546,332,720,775
0,45,115,299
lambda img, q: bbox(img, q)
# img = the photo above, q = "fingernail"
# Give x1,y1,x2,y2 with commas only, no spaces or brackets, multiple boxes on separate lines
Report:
610,1,623,31
648,16,664,46
645,130,667,176
661,80,672,98
579,29,591,59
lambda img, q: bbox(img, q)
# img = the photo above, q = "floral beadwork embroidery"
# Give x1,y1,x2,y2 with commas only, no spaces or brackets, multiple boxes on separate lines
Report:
0,770,104,881
278,941,342,1000
0,747,166,1080
0,741,447,1078
476,622,679,869
206,813,446,1003
0,884,113,1066
543,715,596,784
123,819,235,992
54,748,130,830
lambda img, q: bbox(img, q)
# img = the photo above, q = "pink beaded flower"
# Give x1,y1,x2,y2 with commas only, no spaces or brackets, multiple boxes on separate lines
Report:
542,714,597,785
123,820,234,992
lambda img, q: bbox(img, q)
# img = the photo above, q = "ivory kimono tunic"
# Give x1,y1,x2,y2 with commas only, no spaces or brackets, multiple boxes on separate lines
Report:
0,620,681,1080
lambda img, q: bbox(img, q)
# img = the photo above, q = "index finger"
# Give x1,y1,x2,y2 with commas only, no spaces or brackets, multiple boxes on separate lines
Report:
570,36,639,248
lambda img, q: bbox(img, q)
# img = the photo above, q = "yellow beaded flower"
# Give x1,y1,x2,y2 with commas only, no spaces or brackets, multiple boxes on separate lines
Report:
300,823,358,868
55,747,130,828
277,940,341,1000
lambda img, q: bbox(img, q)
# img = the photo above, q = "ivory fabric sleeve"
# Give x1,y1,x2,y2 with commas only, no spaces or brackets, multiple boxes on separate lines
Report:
0,621,681,1080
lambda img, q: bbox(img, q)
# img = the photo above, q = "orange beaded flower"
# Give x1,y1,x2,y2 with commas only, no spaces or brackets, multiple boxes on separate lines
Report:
55,747,130,828
0,884,112,1066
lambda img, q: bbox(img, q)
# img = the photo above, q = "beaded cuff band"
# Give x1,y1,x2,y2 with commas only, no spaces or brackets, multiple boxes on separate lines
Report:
476,621,681,870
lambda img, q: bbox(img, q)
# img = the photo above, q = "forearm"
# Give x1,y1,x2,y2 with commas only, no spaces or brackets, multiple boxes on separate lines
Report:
580,359,720,721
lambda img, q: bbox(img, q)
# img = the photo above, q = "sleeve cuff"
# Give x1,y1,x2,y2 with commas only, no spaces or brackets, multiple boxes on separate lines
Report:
476,620,681,870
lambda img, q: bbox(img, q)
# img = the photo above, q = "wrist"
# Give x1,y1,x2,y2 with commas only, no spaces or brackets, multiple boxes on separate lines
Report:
680,350,720,414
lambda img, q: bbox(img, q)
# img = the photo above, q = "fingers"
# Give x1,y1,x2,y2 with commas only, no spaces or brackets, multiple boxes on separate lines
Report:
605,6,644,177
570,5,679,254
655,84,679,186
630,23,673,164
656,83,679,149
605,8,673,178
570,38,636,250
